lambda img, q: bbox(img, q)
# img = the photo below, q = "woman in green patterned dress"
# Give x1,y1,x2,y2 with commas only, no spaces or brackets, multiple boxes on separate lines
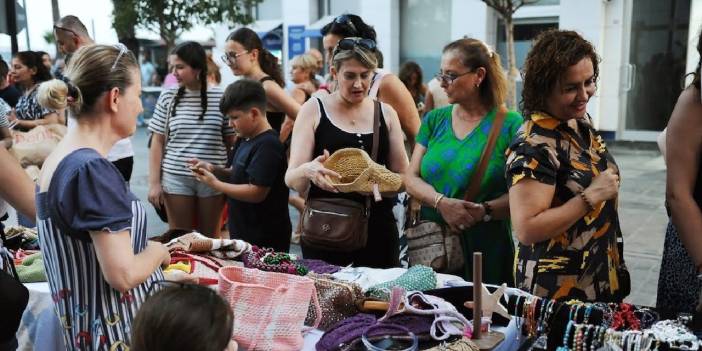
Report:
404,38,523,285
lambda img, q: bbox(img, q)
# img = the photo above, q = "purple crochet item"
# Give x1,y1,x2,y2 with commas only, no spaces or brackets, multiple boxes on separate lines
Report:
315,313,433,351
296,259,342,274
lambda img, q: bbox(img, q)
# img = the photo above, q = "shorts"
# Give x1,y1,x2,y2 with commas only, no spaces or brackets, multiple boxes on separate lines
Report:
161,172,222,197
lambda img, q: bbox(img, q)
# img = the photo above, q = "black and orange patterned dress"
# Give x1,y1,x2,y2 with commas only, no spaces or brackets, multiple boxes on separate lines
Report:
505,112,628,302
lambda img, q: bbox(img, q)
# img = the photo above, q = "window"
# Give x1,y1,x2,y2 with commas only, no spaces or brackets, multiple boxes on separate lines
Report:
496,19,558,100
524,0,559,5
400,0,451,83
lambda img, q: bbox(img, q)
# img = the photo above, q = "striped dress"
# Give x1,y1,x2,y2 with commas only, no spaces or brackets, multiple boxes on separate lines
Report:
148,87,234,177
36,148,164,350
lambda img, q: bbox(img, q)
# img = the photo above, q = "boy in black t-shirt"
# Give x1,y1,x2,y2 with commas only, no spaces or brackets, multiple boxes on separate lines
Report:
189,79,291,252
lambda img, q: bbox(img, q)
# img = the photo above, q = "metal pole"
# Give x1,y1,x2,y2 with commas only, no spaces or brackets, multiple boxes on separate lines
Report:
21,0,29,49
6,0,18,54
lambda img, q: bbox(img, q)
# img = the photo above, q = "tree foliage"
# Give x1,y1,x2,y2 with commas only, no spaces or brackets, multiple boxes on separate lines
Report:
482,0,540,109
130,0,260,53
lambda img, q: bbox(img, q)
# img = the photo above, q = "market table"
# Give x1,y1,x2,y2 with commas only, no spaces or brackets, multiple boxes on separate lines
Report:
18,278,525,351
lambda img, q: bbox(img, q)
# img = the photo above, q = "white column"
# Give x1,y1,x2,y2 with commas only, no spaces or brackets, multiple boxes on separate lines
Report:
560,0,614,132
282,0,315,76
686,0,702,86
359,0,399,72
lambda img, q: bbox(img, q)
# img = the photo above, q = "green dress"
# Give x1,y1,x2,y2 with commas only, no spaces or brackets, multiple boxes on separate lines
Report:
417,105,523,285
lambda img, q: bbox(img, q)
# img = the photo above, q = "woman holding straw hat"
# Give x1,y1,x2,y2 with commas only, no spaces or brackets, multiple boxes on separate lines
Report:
286,37,408,268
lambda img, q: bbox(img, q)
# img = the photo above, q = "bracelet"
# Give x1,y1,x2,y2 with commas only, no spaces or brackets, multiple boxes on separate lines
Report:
433,194,445,209
579,190,596,212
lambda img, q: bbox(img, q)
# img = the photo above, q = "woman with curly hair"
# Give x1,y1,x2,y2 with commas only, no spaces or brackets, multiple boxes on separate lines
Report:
506,29,629,302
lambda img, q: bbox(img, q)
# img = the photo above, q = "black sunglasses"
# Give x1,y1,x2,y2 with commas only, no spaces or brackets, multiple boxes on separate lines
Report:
334,14,358,36
335,38,377,54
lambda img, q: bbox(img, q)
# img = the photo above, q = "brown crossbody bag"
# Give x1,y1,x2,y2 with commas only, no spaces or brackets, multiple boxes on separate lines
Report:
405,105,507,273
300,100,382,252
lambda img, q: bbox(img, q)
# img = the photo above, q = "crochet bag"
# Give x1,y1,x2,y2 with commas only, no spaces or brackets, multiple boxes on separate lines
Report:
300,100,381,252
405,106,507,274
218,266,322,351
305,273,364,331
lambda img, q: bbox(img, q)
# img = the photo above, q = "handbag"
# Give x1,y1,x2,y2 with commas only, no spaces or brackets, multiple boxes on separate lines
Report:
304,273,364,331
300,100,381,252
405,106,508,273
218,266,321,351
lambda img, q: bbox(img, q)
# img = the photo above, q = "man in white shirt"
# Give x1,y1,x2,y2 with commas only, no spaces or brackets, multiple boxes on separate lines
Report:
54,15,136,183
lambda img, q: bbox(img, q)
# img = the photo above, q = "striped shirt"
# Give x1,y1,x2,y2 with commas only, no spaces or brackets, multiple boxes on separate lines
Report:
148,88,234,177
36,149,164,350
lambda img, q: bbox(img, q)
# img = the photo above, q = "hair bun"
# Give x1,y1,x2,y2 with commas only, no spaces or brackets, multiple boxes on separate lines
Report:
37,79,70,110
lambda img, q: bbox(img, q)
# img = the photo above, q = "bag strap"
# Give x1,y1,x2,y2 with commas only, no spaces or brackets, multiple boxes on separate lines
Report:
365,101,381,208
462,105,507,202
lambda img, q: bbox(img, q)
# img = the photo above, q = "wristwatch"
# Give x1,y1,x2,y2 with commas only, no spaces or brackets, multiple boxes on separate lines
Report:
481,202,492,222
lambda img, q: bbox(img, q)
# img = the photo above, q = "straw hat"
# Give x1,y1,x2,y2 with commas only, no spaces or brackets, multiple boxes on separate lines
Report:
323,148,403,194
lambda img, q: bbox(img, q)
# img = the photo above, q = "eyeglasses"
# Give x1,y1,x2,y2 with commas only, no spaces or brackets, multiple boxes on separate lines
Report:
111,43,128,72
333,37,377,57
334,14,358,36
435,69,474,85
53,24,79,38
221,50,249,65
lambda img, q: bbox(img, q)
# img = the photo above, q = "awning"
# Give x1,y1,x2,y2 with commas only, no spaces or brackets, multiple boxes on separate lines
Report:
247,19,283,37
300,15,335,38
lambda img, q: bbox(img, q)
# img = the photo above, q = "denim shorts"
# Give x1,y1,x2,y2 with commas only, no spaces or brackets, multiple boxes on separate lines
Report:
161,172,222,197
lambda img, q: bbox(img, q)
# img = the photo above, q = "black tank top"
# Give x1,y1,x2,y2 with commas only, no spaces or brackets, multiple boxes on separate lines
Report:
259,76,286,132
309,97,391,206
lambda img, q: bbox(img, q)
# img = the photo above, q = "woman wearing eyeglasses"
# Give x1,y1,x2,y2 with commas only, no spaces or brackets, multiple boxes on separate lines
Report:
8,51,63,130
224,28,301,144
286,38,409,268
148,42,234,239
403,38,522,285
35,45,169,350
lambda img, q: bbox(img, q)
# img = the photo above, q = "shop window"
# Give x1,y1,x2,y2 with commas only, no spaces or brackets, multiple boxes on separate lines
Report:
399,0,451,83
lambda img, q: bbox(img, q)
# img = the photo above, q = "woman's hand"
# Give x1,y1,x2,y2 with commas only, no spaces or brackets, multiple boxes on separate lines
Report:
304,149,341,193
147,241,171,268
148,184,165,210
437,197,477,233
584,168,620,205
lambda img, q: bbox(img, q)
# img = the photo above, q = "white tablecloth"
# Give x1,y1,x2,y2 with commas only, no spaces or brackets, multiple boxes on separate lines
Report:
18,279,524,351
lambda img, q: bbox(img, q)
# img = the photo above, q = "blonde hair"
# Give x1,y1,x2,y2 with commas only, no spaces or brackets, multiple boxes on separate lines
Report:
291,53,318,72
37,44,138,116
332,38,378,71
443,38,507,108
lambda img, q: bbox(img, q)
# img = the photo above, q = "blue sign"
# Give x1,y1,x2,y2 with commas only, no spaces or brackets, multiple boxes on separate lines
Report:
287,25,306,59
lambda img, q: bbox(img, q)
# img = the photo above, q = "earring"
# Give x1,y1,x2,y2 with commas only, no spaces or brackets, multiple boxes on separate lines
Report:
475,83,480,88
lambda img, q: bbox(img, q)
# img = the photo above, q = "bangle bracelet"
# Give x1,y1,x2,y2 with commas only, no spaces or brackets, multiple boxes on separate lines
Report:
579,190,595,212
433,194,445,209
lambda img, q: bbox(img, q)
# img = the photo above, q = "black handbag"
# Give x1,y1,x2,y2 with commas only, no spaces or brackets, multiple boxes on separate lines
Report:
300,100,380,252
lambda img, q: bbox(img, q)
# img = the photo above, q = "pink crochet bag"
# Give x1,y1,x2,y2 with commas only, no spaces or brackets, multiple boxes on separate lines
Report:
218,266,322,351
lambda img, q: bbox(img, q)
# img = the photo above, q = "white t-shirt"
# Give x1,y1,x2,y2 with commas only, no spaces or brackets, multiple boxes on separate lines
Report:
148,87,234,177
66,117,133,162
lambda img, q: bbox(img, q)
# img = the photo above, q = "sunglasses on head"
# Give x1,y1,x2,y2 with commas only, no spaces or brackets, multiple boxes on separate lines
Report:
335,38,377,54
334,14,358,36
53,24,79,38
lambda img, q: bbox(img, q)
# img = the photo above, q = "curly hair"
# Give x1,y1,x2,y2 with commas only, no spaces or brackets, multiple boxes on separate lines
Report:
521,29,600,117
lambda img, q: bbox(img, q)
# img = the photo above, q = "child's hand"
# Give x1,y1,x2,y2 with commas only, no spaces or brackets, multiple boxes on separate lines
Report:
187,158,214,173
192,166,217,185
